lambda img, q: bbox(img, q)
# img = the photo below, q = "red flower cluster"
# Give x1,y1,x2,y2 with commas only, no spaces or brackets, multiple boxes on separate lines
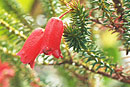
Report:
17,17,64,68
30,82,40,87
0,60,15,87
30,78,40,87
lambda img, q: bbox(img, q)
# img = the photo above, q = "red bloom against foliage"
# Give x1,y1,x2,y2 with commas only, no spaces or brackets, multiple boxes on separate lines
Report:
17,17,64,68
0,60,15,87
30,78,40,87
41,17,64,58
17,29,44,68
30,82,40,87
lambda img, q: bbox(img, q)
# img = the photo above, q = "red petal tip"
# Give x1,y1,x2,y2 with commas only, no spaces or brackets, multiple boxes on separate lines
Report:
29,61,35,69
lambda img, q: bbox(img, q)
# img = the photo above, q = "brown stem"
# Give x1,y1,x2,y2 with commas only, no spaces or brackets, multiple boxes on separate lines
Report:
74,62,130,84
42,60,130,84
59,9,72,19
112,0,124,20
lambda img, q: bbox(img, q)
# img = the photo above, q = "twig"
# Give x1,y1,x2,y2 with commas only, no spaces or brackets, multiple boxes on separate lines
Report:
112,0,124,21
101,0,119,30
0,46,17,57
0,19,27,40
90,19,112,28
67,68,88,83
42,60,130,84
49,0,56,16
74,62,130,84
59,9,72,19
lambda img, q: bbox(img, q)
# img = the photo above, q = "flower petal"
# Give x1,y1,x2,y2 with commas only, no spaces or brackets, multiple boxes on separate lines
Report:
42,17,64,58
29,60,35,69
17,29,44,68
52,49,63,58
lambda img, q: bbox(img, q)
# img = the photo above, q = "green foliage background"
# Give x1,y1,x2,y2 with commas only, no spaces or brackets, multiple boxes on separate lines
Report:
0,0,130,87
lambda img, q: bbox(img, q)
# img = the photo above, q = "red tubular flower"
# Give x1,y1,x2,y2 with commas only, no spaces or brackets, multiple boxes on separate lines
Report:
41,17,64,58
17,17,64,68
0,60,15,87
17,29,44,68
